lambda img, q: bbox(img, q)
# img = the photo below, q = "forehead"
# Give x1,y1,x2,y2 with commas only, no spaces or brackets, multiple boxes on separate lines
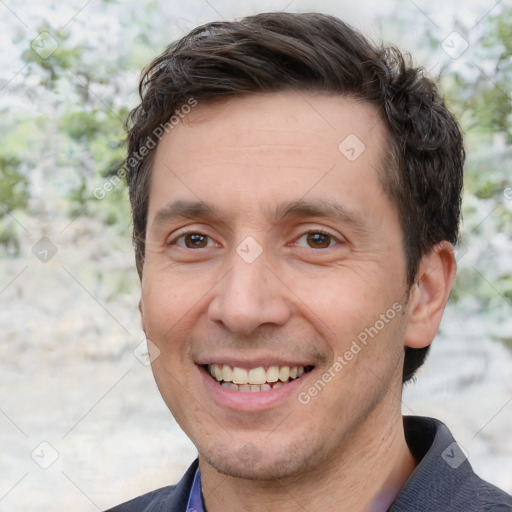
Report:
160,91,386,158
148,91,390,223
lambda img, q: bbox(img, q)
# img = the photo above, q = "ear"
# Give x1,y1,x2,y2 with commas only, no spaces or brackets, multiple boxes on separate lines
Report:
403,241,457,349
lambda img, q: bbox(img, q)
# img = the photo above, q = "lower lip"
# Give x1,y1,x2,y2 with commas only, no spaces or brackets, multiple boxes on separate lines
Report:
198,365,311,412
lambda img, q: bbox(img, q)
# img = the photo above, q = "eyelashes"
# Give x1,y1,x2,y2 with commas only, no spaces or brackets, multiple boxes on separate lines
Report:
172,232,217,249
168,230,342,250
294,231,339,249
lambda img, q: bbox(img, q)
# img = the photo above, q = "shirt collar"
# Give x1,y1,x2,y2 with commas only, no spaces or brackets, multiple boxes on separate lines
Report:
185,466,204,512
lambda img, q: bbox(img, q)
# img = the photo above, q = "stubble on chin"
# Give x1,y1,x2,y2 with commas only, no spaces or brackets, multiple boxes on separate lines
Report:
198,435,326,482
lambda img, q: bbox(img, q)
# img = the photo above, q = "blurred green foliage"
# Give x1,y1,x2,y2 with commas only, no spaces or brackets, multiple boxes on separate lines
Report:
0,155,27,214
445,6,512,326
475,7,512,143
0,155,27,256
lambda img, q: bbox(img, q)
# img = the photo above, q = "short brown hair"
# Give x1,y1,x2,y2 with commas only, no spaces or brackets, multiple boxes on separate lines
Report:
125,12,464,382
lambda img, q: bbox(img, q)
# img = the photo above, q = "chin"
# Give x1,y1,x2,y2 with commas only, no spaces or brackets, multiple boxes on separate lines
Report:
200,441,320,481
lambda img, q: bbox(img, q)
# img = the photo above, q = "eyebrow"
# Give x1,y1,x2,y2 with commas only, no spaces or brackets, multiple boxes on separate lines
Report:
149,198,369,233
150,200,221,232
268,199,369,232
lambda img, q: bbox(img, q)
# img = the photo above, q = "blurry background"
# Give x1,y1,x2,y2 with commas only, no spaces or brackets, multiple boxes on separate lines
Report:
0,0,511,510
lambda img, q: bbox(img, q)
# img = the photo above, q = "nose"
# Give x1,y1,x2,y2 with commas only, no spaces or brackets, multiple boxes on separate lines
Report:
207,249,291,335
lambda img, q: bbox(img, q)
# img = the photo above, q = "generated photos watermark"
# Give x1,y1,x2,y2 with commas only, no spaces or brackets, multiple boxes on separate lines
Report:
298,301,403,404
93,97,198,200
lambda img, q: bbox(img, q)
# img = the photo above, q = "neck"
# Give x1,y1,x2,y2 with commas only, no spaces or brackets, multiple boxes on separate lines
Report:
200,408,416,512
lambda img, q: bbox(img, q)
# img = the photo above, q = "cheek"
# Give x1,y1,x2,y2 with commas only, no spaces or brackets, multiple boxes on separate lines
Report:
140,272,193,344
295,271,407,374
284,268,388,332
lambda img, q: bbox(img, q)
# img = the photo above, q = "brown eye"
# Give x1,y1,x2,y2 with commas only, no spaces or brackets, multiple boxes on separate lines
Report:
294,232,337,249
183,233,209,248
306,232,333,248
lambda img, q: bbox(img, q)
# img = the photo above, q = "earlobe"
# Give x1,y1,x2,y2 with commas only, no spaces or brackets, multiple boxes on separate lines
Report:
403,241,457,349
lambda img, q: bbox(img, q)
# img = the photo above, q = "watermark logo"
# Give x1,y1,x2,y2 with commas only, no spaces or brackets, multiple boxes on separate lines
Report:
31,441,59,469
298,302,402,404
31,32,59,59
338,134,366,162
133,338,161,366
236,236,263,264
32,236,58,263
236,442,262,466
441,441,468,469
441,32,469,60
93,98,198,200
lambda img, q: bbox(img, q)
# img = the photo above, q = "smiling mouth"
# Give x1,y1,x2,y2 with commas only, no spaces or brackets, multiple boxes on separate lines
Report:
204,363,314,392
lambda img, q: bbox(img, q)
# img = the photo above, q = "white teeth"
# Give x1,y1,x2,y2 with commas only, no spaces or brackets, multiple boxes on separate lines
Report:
279,366,290,382
218,382,287,392
222,364,233,382
232,367,249,385
248,367,267,385
212,363,223,380
221,382,238,391
266,366,279,382
208,364,308,390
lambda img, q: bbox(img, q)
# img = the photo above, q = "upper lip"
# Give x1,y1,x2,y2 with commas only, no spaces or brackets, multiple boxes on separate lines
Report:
195,356,315,368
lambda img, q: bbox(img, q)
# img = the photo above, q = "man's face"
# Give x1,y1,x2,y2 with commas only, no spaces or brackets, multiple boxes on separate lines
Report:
140,92,414,480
